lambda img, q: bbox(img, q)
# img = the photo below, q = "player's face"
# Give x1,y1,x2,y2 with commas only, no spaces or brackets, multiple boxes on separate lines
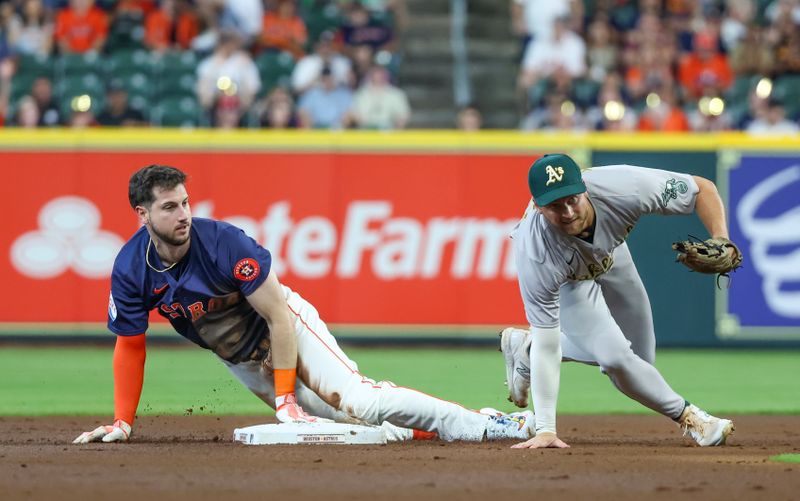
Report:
145,184,192,246
538,193,593,236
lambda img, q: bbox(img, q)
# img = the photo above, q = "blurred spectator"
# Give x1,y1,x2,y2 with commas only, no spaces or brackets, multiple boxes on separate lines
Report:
355,0,409,33
765,0,800,24
96,80,145,126
636,84,690,131
258,0,307,59
144,0,199,52
211,93,242,128
0,2,14,63
587,72,637,131
117,0,158,14
687,94,733,131
68,108,97,128
349,43,375,86
291,30,352,96
586,15,618,82
0,58,12,126
456,104,482,131
518,15,586,90
340,2,394,55
607,0,640,32
196,30,261,114
192,0,222,54
106,0,153,53
623,11,669,53
678,31,733,99
521,93,588,131
510,0,572,55
729,26,775,76
349,64,410,129
14,95,40,127
746,97,800,135
720,0,754,52
624,45,674,103
197,0,262,45
770,15,800,74
259,86,297,128
54,0,109,53
30,76,62,126
7,0,54,57
296,65,352,128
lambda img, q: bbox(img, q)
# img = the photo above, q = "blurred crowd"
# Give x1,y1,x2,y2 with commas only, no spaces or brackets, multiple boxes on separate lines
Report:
513,0,800,134
0,0,797,132
0,0,411,129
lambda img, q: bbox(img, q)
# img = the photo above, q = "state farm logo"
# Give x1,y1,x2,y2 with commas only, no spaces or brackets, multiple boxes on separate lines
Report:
736,165,800,318
10,197,517,282
193,200,518,280
11,196,125,279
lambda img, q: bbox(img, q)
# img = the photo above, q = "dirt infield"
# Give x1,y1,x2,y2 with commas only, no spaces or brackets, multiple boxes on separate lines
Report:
1,415,798,500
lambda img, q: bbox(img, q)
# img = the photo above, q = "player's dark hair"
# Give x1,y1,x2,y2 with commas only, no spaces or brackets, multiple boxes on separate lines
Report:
128,165,187,209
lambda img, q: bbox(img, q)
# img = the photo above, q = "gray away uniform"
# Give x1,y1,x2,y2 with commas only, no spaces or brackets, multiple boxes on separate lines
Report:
512,165,699,420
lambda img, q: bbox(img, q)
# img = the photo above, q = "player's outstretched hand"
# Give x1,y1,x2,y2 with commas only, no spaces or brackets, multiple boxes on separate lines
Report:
511,432,570,449
275,393,333,424
73,419,132,444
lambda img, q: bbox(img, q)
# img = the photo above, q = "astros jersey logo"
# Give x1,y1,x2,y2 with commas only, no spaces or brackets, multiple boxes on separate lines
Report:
234,258,260,281
545,165,565,186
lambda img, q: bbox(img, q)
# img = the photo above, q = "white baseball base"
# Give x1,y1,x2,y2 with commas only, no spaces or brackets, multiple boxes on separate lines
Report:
233,422,387,445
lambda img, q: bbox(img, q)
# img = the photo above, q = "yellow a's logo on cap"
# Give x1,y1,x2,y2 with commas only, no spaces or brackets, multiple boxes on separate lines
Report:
545,165,564,186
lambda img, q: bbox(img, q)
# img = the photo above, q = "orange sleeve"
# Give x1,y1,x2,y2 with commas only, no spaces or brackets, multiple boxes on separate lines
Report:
113,333,146,425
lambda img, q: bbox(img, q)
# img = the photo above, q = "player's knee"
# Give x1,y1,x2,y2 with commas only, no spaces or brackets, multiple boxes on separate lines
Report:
597,349,637,373
337,379,389,425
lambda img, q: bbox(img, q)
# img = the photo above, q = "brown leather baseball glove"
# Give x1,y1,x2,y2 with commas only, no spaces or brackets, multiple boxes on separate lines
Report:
672,236,743,283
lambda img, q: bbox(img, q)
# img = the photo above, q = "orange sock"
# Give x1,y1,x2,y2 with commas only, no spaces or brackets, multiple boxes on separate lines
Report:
412,429,438,440
274,368,297,407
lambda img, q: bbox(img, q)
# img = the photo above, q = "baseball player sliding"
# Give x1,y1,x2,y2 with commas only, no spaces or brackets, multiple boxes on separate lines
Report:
74,165,533,445
501,154,741,449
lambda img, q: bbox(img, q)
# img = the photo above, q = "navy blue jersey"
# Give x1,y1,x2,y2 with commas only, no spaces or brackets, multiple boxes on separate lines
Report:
107,218,272,363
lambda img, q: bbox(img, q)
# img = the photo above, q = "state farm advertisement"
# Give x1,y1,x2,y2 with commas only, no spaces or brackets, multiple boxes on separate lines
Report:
2,151,534,328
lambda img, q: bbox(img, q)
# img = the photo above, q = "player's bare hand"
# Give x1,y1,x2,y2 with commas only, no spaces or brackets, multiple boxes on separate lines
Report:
275,394,333,424
73,419,131,444
511,432,570,449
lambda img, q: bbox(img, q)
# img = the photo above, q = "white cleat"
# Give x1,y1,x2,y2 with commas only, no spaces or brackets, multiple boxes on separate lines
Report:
499,327,532,408
678,404,734,446
483,409,535,441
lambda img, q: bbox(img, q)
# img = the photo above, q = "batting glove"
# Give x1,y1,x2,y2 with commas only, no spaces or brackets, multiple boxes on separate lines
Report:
275,393,332,424
73,419,132,444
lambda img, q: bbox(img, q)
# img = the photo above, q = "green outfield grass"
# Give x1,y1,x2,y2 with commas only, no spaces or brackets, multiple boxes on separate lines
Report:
0,347,798,416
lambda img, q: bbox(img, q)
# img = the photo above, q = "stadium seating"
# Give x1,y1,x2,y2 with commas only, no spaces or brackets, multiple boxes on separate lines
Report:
55,73,105,114
10,54,53,101
150,95,201,127
255,50,295,96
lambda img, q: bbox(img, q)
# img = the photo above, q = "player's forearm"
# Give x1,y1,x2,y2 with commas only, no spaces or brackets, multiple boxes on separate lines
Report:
692,176,729,238
113,334,146,424
246,272,298,370
268,318,298,369
530,325,562,434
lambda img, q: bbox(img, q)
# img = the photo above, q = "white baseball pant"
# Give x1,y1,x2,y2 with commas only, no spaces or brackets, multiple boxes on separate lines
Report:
557,243,686,420
223,285,490,441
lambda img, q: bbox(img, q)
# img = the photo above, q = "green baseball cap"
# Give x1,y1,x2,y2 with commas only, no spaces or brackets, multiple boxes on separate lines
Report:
528,153,586,206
